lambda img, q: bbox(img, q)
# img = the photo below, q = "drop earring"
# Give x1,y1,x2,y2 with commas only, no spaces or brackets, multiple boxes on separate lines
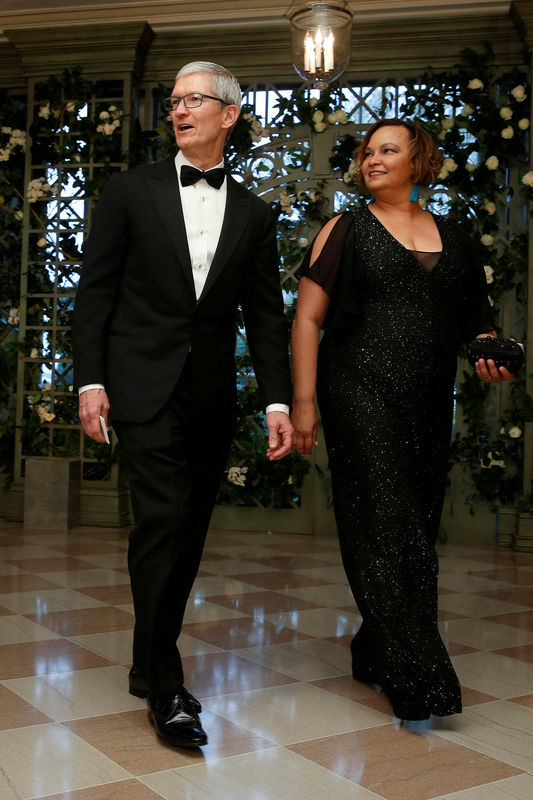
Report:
367,196,376,205
409,184,420,202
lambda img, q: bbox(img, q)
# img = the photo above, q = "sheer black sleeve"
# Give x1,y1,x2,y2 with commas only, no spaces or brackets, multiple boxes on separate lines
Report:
455,225,495,342
299,212,361,331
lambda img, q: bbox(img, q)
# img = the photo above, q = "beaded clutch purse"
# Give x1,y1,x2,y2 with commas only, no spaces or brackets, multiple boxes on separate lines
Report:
466,337,525,374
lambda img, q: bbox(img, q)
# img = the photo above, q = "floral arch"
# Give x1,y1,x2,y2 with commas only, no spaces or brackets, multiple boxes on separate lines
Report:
0,48,532,541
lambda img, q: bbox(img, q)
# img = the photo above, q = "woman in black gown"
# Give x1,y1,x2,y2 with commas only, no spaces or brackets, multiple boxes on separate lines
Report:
291,119,512,720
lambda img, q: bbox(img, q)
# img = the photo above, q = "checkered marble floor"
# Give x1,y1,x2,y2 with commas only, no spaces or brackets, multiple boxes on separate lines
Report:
1,520,533,800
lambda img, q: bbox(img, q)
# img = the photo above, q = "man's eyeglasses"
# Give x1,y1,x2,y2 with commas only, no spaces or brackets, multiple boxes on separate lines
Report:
163,93,230,112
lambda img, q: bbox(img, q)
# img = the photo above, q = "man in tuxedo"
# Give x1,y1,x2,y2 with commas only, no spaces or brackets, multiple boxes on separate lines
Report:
73,61,292,748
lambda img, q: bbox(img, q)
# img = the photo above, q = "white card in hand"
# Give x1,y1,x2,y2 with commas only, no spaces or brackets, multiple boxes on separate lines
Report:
99,415,110,445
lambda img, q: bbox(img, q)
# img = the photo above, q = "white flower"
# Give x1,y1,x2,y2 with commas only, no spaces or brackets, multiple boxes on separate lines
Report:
511,85,527,101
26,177,53,202
242,112,263,142
227,466,248,486
96,121,120,135
487,451,505,468
438,130,448,141
465,162,476,173
501,126,514,139
313,121,327,132
298,237,309,248
437,167,449,180
312,109,324,123
468,78,484,90
37,237,46,247
14,209,23,220
441,117,454,129
0,148,9,161
38,103,51,119
485,155,499,170
518,118,530,130
35,404,55,423
483,200,496,215
7,307,19,325
509,426,522,438
309,190,318,202
327,109,346,124
30,348,39,359
460,104,474,116
99,110,110,120
500,107,513,120
309,98,318,107
487,453,505,468
279,191,294,213
484,265,494,283
342,158,359,184
481,234,494,247
522,170,533,187
1,126,12,133
443,157,458,172
108,105,117,112
9,129,26,148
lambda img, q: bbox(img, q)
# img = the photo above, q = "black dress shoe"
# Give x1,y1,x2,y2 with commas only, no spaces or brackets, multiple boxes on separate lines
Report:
128,667,202,715
148,691,208,748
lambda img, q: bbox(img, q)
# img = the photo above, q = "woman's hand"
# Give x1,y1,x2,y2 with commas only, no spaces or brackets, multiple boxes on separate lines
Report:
475,359,513,384
291,400,319,456
473,331,514,384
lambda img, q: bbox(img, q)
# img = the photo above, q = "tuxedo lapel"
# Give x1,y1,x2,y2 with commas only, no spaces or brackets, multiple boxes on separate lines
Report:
197,176,252,303
145,158,195,296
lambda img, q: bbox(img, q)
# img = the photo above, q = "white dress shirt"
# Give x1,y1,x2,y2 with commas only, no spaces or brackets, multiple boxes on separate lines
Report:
79,152,289,416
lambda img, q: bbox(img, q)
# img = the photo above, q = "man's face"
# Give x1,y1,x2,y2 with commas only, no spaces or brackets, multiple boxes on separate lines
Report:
170,72,237,164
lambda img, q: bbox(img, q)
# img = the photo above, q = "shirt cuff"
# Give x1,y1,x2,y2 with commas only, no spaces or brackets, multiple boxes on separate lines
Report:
78,383,105,395
265,403,290,416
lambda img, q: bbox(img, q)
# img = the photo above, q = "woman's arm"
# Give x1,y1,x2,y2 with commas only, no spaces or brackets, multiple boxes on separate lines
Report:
291,278,330,454
291,217,340,455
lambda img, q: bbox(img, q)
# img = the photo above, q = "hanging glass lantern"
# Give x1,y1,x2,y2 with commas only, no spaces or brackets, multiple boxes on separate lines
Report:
289,2,353,90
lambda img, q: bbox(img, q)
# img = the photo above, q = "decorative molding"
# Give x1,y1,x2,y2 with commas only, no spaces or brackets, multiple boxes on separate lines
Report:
7,21,153,77
511,0,533,51
0,0,511,38
0,37,22,87
143,14,525,84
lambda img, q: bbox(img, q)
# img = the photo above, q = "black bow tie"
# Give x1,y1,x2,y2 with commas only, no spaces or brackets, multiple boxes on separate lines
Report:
180,164,226,189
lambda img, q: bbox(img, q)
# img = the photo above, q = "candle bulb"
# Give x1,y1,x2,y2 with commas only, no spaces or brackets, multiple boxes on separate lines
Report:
325,30,334,72
315,28,323,70
304,32,312,72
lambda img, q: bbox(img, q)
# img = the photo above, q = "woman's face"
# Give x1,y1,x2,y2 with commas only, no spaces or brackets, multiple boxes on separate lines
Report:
361,125,414,196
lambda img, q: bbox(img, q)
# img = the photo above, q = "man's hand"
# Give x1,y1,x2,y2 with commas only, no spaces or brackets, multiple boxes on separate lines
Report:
265,411,293,461
79,388,111,443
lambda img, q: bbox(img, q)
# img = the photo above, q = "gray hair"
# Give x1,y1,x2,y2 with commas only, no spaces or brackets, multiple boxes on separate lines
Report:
176,61,242,112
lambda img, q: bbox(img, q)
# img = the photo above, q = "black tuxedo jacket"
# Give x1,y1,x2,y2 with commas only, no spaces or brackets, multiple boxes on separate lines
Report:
73,157,291,423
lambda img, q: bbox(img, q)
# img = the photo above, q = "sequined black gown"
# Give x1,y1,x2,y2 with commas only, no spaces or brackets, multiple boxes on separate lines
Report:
301,207,493,718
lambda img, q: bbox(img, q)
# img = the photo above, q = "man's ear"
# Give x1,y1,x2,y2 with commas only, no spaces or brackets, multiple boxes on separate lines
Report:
222,104,239,130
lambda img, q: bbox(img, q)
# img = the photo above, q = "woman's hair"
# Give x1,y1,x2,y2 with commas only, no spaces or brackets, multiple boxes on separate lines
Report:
175,61,242,112
355,118,443,187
